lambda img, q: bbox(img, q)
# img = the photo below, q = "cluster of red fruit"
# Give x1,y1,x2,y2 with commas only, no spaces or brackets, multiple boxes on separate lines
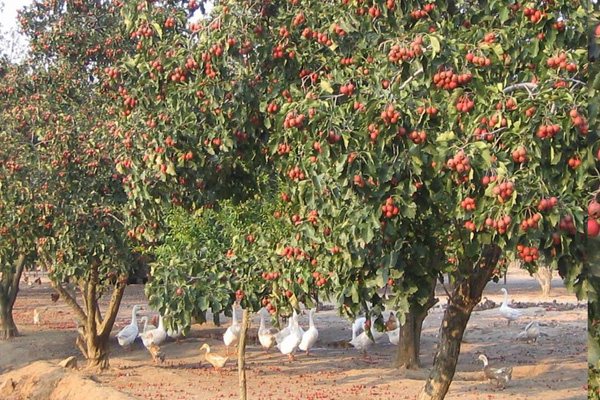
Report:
291,12,306,27
381,197,400,218
411,3,435,19
169,67,187,83
473,126,493,141
569,109,587,134
284,111,305,129
104,67,119,79
559,215,577,235
552,20,565,31
432,70,472,90
301,28,333,46
492,181,514,203
184,57,199,70
326,130,342,144
277,142,291,155
484,215,512,234
546,53,576,71
340,83,355,96
164,17,175,28
446,150,471,174
235,289,245,300
267,102,279,114
279,246,307,260
388,37,423,62
567,156,582,169
536,123,560,139
525,106,537,118
522,8,546,23
353,175,366,187
307,210,319,226
511,147,529,163
537,196,558,211
417,106,438,116
483,32,496,43
261,270,282,281
381,105,400,125
519,213,541,232
132,24,154,39
272,44,286,59
456,96,475,112
462,220,476,231
340,57,354,65
516,244,539,263
368,123,381,141
287,166,306,181
368,6,382,19
408,130,427,144
499,98,517,111
466,53,491,67
261,297,276,314
460,197,476,211
310,271,327,287
331,23,347,36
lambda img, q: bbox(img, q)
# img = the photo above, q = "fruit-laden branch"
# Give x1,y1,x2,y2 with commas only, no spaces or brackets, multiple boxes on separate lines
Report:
52,280,87,323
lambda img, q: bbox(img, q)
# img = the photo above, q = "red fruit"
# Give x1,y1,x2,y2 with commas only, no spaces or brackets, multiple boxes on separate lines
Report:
285,290,293,298
588,201,600,218
176,287,183,296
588,219,600,238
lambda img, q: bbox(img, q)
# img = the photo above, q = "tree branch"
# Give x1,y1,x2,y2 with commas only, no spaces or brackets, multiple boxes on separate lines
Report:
99,281,127,339
398,68,424,91
87,262,99,336
52,280,87,323
502,82,538,94
8,253,27,307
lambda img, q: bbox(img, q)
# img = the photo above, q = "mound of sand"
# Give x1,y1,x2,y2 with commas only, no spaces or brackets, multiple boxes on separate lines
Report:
0,360,133,400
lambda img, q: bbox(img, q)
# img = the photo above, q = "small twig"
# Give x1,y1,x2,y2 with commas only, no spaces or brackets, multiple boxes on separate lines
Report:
438,273,452,300
106,213,125,226
398,68,424,91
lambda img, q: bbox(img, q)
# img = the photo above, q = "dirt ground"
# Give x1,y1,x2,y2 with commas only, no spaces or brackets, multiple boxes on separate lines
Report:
0,268,587,400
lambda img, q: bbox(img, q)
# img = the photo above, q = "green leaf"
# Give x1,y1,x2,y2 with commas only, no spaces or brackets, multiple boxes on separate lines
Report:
320,80,334,94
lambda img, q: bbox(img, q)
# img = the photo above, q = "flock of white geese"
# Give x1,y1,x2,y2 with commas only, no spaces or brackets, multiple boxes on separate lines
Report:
113,287,539,386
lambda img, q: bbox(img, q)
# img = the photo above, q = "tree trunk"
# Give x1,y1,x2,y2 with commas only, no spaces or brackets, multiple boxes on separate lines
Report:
395,279,437,369
0,253,27,340
52,264,127,372
238,309,250,400
85,334,110,370
534,266,552,297
0,298,18,339
417,244,501,400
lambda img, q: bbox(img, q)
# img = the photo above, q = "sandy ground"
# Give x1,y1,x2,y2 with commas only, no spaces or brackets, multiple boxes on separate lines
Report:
0,268,587,400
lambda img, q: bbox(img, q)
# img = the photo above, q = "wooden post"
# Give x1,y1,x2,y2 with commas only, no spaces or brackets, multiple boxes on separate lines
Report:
238,308,250,400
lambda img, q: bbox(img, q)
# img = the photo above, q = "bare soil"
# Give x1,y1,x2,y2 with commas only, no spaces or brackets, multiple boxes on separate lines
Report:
0,268,587,400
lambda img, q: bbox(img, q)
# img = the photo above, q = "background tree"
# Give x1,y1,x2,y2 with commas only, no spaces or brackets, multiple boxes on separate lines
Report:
12,0,141,369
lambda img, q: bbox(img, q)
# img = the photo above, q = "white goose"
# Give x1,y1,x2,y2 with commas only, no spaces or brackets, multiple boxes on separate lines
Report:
141,315,167,349
349,319,374,357
516,320,540,343
138,316,156,337
116,305,142,349
298,309,319,356
385,312,400,345
258,311,278,353
276,311,303,361
353,316,386,343
499,288,522,326
223,304,241,355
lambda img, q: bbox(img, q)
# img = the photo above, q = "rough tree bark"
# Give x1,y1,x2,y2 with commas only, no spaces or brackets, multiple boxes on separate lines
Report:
394,278,438,369
534,265,553,297
238,308,250,400
0,254,27,339
52,262,126,370
417,244,501,400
